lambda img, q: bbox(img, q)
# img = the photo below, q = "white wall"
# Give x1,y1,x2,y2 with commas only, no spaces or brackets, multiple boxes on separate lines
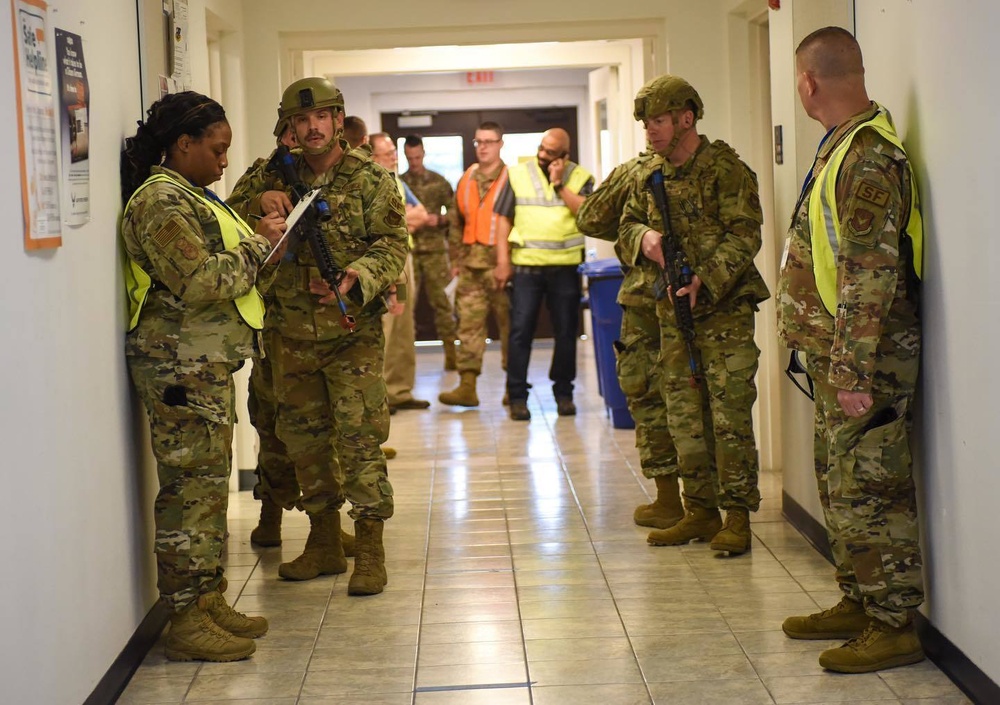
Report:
0,0,150,702
333,69,591,146
855,0,1000,684
768,0,854,525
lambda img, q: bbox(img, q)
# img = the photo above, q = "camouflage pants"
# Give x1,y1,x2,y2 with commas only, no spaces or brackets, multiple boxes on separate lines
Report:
248,353,303,510
413,250,458,343
810,364,924,627
615,301,678,479
128,356,235,612
455,266,510,374
657,299,761,511
270,320,394,520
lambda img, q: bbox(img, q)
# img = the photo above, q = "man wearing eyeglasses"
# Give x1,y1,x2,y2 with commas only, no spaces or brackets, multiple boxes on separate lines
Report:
439,122,512,408
494,128,594,421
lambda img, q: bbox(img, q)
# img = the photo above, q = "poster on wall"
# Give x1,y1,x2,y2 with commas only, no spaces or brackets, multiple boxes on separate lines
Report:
10,0,61,249
169,0,191,91
54,28,89,226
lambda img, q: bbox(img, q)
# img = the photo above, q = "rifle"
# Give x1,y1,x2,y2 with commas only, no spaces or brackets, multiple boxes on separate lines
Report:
269,145,356,332
647,170,701,387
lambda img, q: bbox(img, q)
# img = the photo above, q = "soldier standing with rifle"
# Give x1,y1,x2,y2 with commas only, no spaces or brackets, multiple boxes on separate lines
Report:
576,151,685,533
227,77,407,595
619,75,769,554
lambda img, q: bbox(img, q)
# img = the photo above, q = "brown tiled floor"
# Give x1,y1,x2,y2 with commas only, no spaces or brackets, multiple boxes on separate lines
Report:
120,343,970,704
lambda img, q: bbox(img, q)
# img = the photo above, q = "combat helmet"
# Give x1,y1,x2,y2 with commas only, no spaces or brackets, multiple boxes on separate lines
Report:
278,77,344,154
633,75,704,122
278,77,345,121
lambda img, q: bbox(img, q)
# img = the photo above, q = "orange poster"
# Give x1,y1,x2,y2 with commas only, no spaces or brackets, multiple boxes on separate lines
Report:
10,0,61,249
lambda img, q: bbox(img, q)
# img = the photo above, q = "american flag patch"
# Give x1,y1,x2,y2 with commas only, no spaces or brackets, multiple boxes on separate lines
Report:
152,219,183,247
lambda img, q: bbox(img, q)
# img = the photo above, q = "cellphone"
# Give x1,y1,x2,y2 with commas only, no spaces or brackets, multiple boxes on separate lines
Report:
862,406,898,432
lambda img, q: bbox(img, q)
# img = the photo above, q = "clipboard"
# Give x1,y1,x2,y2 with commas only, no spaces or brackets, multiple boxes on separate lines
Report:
263,188,320,264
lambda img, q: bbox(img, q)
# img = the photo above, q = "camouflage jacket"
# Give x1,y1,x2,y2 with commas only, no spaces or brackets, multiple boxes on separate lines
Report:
121,166,274,362
448,162,507,269
776,104,920,392
401,168,454,254
619,137,769,319
576,152,661,307
227,140,409,341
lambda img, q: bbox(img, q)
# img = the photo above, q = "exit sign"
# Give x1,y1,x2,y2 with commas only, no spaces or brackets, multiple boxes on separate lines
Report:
466,71,494,85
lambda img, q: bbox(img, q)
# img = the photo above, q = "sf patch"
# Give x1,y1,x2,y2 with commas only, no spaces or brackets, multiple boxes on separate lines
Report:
855,180,890,208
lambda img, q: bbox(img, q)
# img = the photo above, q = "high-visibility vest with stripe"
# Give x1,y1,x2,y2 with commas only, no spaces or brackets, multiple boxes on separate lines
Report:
808,105,923,314
508,161,591,266
456,164,509,246
123,173,265,331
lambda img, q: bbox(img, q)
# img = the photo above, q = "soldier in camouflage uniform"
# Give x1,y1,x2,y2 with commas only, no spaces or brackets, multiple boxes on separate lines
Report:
576,152,684,531
121,91,284,661
777,27,925,673
619,75,769,555
226,77,408,596
235,119,357,559
439,121,512,407
402,134,459,369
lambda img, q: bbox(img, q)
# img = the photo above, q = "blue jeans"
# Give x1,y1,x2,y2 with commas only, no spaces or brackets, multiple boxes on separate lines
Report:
505,265,581,402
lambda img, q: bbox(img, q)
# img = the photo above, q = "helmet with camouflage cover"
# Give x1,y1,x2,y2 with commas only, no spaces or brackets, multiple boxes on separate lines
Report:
278,77,344,155
633,74,704,122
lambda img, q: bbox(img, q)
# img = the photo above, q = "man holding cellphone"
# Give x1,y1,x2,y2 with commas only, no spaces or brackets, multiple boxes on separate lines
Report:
498,128,593,421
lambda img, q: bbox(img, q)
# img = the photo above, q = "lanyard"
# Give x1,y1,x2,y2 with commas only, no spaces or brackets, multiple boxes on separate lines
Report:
791,126,837,226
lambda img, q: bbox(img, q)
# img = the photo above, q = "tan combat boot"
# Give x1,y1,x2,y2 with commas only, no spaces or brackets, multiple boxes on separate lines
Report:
709,507,752,554
444,341,457,371
647,505,722,546
348,518,388,596
164,599,256,662
278,510,347,580
782,596,871,640
439,371,479,407
633,475,684,529
249,495,282,547
200,578,268,638
818,618,925,673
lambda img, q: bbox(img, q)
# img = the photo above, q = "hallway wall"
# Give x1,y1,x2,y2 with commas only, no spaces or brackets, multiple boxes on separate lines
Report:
0,1,147,702
855,0,1000,684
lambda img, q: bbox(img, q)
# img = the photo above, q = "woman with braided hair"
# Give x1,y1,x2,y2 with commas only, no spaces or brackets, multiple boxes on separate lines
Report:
120,91,285,662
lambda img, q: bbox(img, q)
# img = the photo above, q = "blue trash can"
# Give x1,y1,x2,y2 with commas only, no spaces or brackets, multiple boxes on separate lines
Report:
579,259,635,430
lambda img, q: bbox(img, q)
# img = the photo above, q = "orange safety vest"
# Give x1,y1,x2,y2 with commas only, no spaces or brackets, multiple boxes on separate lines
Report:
456,164,509,246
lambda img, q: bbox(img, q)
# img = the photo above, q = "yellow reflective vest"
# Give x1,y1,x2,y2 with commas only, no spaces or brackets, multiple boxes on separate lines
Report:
808,105,923,314
508,160,591,266
123,173,266,331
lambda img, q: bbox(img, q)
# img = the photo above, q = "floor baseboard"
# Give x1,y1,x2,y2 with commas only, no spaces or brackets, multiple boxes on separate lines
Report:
83,601,170,705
